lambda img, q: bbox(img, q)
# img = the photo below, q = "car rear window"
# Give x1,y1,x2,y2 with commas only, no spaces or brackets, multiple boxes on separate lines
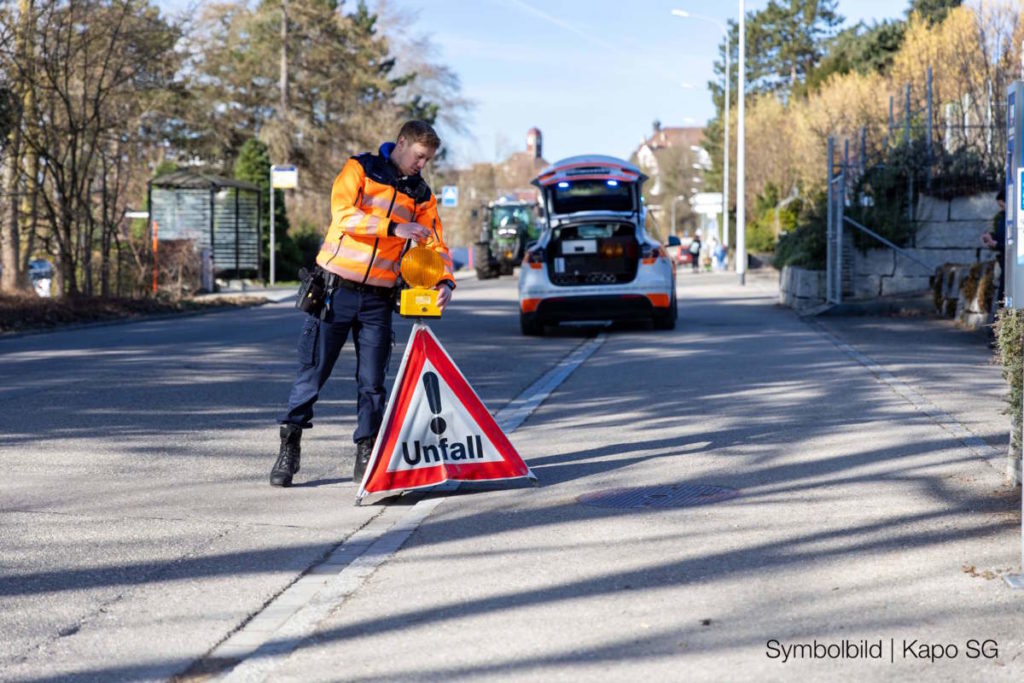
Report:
551,180,633,214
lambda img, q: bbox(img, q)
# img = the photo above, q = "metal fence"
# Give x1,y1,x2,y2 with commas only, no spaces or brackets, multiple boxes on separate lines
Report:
825,66,1004,304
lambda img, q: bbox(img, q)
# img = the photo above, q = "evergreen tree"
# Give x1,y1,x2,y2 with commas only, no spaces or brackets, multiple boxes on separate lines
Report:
739,0,844,95
181,0,447,228
233,137,306,281
802,20,906,94
907,0,962,25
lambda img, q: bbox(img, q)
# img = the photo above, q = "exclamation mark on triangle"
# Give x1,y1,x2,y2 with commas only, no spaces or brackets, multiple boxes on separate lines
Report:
423,372,447,435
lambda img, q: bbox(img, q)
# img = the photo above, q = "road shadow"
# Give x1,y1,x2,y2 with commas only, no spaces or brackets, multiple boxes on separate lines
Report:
4,280,1021,681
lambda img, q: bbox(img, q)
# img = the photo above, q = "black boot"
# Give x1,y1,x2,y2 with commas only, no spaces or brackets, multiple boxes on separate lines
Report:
353,437,374,483
270,424,302,487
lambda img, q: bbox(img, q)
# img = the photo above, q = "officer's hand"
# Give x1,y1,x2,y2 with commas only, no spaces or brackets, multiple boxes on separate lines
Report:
435,284,452,310
394,222,432,242
981,232,997,248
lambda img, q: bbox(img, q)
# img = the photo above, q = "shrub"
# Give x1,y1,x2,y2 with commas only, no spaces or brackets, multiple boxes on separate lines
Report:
995,308,1023,451
847,139,928,249
748,183,802,254
291,221,324,270
929,146,1000,200
773,190,828,270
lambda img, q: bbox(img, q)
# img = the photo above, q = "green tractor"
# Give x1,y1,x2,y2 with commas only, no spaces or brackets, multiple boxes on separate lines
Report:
472,198,540,279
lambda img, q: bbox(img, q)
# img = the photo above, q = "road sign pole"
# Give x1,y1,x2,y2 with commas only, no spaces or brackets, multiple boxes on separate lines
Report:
152,221,159,294
269,172,276,286
268,164,299,286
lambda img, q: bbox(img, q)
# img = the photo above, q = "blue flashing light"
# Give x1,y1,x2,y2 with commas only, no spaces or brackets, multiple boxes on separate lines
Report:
557,181,570,188
606,179,619,186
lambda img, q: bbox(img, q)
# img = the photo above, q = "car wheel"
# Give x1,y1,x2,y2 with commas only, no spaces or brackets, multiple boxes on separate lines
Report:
520,311,544,336
653,291,677,330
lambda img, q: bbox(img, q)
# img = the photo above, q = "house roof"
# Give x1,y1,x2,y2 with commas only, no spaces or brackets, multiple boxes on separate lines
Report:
501,151,549,174
150,169,261,192
641,126,705,152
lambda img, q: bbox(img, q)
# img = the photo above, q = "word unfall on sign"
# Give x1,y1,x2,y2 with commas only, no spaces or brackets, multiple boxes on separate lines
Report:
356,324,535,505
400,432,486,467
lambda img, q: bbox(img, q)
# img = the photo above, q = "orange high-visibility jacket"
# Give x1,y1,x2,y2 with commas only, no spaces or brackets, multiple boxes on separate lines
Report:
315,143,454,289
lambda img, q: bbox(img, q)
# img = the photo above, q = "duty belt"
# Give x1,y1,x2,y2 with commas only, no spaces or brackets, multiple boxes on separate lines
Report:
321,270,395,300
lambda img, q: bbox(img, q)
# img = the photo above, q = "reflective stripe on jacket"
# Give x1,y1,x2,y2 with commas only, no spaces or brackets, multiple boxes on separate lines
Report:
315,145,454,288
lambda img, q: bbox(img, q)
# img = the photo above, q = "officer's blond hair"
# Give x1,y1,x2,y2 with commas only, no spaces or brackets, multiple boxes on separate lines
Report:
397,120,441,150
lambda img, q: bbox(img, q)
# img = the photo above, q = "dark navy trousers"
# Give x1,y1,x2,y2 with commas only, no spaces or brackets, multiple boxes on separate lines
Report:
280,286,394,443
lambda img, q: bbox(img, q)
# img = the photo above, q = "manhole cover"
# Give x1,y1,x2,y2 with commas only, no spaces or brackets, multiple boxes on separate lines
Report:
577,484,739,509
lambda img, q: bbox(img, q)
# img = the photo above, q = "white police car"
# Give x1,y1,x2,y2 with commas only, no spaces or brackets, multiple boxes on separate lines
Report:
517,155,677,335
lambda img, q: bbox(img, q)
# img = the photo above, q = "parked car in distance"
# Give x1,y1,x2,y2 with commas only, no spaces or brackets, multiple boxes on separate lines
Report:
675,237,697,266
665,234,682,262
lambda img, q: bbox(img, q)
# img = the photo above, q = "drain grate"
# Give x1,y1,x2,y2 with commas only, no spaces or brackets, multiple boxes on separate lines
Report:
577,484,739,510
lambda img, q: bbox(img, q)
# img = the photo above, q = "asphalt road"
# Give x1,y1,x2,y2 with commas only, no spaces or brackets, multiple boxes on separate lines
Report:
2,272,1023,682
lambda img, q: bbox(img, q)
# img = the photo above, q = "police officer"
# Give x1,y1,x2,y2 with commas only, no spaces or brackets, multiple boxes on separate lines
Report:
270,120,455,487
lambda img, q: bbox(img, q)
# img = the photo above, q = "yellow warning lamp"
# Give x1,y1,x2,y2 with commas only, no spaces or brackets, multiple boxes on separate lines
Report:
399,246,444,317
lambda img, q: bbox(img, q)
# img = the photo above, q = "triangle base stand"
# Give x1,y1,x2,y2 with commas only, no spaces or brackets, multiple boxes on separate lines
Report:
356,322,536,505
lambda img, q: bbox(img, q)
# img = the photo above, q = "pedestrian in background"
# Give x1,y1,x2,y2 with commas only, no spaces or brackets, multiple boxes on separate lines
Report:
270,120,456,487
688,230,702,273
710,235,726,272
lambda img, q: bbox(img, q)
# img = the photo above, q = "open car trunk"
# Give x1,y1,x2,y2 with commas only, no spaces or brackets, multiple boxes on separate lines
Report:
546,221,640,286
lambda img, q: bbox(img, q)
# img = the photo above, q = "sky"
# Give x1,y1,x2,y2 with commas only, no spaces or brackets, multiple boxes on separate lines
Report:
158,0,910,167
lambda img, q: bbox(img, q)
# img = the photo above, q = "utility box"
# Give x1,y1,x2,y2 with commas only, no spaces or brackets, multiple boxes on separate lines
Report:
1005,82,1024,308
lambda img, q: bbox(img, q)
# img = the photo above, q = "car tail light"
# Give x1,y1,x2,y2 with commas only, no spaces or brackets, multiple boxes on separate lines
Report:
523,247,545,269
640,243,665,264
599,242,625,258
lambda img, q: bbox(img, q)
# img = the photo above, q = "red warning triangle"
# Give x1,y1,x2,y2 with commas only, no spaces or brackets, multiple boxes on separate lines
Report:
356,323,536,505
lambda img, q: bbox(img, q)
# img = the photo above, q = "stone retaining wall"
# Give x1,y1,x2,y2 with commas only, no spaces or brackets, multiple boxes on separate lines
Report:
850,192,998,298
779,265,825,309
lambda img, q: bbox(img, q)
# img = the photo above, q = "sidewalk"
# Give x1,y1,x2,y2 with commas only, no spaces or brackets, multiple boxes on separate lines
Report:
814,303,1016,482
195,284,297,303
746,267,1014,480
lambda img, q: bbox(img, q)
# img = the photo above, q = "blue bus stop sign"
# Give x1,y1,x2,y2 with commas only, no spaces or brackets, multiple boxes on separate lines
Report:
441,186,458,208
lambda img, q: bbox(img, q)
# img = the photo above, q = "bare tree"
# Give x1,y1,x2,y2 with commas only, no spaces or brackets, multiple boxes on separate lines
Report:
2,0,180,296
0,0,33,294
183,0,466,230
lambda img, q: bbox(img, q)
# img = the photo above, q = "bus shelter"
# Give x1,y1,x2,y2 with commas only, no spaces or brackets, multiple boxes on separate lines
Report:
148,170,263,279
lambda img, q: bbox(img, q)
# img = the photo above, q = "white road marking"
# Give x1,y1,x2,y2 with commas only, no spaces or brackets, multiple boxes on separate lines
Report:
495,334,606,433
210,333,606,682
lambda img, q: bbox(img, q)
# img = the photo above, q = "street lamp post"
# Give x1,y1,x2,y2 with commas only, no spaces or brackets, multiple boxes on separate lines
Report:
722,35,730,251
671,195,687,236
671,8,730,251
737,0,746,285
